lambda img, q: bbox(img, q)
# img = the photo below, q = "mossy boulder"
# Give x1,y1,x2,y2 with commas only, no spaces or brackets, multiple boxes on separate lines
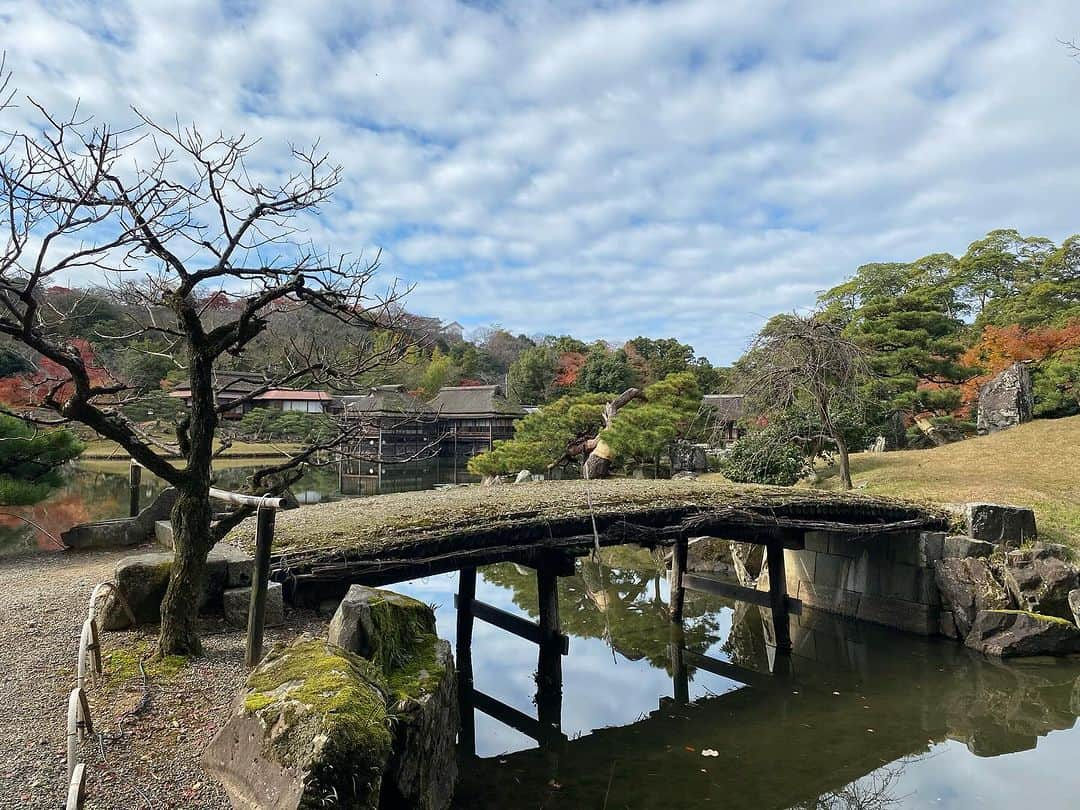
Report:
934,557,1011,638
965,610,1080,657
1001,546,1080,621
100,550,229,630
203,636,393,810
329,585,458,810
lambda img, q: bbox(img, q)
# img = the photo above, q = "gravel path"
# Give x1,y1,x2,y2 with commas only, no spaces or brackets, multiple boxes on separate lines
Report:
0,546,326,809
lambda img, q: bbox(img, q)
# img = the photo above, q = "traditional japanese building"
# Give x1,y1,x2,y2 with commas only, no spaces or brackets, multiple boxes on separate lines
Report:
168,371,332,418
429,385,525,457
702,393,747,447
336,385,438,464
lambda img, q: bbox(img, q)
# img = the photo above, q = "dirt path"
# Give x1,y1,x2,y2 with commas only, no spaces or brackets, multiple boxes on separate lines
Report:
0,547,324,809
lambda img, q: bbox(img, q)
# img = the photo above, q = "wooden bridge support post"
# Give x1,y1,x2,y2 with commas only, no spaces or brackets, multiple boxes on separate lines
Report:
669,534,688,623
456,567,477,759
128,461,141,518
766,538,792,654
668,622,690,705
535,555,564,748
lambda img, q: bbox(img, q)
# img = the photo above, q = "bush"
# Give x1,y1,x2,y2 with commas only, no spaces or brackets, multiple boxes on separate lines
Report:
717,428,811,486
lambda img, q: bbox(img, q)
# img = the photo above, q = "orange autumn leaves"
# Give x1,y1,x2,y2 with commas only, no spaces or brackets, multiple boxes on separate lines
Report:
959,321,1080,406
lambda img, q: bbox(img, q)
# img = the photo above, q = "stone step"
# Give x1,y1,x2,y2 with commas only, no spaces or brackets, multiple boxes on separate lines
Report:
154,520,174,549
224,582,284,628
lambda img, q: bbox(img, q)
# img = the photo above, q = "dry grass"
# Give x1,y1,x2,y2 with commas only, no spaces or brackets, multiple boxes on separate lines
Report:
814,415,1080,547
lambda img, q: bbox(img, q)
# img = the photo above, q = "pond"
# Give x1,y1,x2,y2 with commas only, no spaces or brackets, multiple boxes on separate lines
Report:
385,547,1080,809
0,457,475,555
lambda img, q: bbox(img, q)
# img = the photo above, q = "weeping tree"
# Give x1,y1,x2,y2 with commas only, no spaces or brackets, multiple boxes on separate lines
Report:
0,68,415,655
741,313,871,490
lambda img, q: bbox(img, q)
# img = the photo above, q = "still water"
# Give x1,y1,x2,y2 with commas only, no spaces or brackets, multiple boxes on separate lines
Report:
0,457,473,554
388,548,1080,809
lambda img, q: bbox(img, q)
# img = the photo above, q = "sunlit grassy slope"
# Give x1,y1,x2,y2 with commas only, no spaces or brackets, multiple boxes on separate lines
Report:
814,416,1080,547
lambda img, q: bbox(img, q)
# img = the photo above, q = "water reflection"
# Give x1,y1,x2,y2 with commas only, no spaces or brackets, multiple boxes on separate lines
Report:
387,549,1080,810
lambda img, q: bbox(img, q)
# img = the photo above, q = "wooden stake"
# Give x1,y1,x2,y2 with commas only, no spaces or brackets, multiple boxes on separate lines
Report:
245,505,276,668
456,567,477,759
128,461,141,518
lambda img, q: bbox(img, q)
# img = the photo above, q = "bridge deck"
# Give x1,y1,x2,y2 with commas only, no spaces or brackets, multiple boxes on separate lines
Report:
224,479,951,588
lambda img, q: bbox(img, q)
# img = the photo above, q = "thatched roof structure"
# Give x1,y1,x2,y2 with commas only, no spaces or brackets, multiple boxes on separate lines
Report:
225,479,951,587
429,385,525,418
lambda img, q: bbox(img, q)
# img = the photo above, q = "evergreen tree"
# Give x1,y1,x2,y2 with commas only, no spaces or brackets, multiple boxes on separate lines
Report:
0,414,83,505
602,372,701,469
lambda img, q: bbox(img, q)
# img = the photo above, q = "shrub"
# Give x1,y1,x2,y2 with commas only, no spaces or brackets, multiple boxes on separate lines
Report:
718,428,811,486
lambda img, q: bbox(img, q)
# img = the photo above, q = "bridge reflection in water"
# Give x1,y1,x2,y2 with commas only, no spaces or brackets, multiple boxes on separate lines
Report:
416,548,1080,810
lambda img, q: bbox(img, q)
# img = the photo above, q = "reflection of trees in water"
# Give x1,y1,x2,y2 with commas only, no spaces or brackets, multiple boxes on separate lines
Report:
479,546,730,671
795,759,914,810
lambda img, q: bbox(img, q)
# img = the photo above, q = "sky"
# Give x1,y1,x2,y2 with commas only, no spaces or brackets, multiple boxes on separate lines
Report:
2,1,1080,363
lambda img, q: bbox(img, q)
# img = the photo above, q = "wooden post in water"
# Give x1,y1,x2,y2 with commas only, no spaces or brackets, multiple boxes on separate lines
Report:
245,505,277,668
669,622,690,705
669,534,688,622
536,558,562,692
128,461,141,517
456,567,477,759
765,538,792,653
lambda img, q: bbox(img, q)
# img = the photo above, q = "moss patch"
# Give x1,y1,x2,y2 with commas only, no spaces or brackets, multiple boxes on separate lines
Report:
385,634,447,705
103,638,190,682
986,609,1077,627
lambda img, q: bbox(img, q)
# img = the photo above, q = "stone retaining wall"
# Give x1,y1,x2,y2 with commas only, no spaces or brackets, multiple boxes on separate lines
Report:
783,530,946,635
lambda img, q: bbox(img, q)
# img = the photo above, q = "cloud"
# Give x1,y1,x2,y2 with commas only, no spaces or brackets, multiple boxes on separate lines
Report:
2,0,1079,362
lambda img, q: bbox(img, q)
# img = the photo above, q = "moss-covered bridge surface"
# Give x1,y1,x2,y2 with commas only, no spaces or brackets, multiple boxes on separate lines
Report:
224,479,951,588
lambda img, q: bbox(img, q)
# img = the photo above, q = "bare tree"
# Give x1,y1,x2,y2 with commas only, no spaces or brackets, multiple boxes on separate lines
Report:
0,68,415,655
743,313,870,490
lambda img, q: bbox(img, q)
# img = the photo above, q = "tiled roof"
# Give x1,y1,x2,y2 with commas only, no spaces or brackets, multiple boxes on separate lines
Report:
256,390,333,401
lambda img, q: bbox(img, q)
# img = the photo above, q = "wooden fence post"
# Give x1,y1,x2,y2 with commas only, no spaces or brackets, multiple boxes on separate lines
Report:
245,505,276,668
128,461,142,517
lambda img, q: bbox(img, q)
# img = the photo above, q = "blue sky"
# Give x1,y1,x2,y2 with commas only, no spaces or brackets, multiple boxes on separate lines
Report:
2,0,1080,363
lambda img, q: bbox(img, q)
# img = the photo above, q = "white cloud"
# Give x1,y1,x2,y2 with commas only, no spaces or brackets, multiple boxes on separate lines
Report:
2,0,1079,363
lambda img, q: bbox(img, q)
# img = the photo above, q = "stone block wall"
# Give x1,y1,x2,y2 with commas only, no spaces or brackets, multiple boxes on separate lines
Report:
784,530,946,635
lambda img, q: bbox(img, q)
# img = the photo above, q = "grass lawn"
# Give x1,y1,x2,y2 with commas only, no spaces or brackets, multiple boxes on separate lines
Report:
813,415,1080,548
81,437,304,460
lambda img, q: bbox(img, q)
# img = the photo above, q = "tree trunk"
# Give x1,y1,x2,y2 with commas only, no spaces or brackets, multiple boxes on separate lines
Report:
159,485,214,655
158,352,218,657
836,434,852,490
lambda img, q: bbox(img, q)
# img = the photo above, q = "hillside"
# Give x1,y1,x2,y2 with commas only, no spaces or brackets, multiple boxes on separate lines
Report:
814,416,1080,547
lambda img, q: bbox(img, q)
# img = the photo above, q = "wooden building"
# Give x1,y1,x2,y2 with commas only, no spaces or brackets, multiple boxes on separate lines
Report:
337,385,438,465
168,371,332,418
429,385,525,457
702,393,747,447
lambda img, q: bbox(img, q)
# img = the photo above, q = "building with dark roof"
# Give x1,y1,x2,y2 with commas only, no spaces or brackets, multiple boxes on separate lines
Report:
337,385,438,465
702,393,747,447
429,385,525,456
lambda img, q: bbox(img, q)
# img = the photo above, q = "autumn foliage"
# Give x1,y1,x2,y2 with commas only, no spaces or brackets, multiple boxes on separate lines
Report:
0,339,114,407
960,320,1080,405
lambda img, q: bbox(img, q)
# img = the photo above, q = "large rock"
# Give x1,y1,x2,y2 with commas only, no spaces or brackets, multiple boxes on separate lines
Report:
329,585,458,810
1001,546,1080,621
943,536,995,559
223,582,284,629
203,636,393,810
934,558,1011,638
62,487,177,550
965,503,1037,548
965,610,1080,657
100,549,229,630
977,362,1033,434
1070,589,1080,627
